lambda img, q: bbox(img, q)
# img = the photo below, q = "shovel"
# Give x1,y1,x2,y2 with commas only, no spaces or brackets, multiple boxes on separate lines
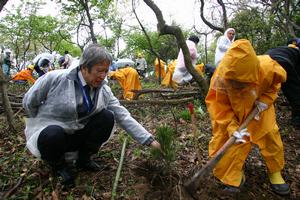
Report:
184,107,259,198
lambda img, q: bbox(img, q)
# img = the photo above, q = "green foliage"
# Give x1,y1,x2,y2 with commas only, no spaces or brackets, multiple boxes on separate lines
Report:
229,8,289,54
123,30,179,64
141,80,158,89
206,40,217,64
0,1,75,67
118,130,131,144
194,99,206,117
179,109,191,121
55,40,81,57
151,124,178,165
66,194,74,200
56,0,116,47
133,148,142,158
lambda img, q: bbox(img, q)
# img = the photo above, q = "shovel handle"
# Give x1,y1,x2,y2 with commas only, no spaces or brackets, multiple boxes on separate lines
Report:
184,107,259,196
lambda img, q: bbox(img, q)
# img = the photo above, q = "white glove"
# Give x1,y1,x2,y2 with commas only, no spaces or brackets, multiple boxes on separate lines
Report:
233,128,250,143
254,101,268,120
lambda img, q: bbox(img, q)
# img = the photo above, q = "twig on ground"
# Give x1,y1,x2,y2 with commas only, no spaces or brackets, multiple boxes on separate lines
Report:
111,137,128,200
3,176,24,199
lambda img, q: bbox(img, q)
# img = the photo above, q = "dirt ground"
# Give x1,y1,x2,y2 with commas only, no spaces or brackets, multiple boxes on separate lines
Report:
0,83,299,200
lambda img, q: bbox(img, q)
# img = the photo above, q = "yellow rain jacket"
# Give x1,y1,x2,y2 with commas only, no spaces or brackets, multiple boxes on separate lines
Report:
154,58,166,79
109,67,142,100
195,63,205,76
12,69,36,84
205,39,286,187
161,60,177,89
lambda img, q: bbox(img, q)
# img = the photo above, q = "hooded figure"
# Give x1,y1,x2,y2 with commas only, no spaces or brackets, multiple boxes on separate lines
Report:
172,35,199,85
214,28,235,66
206,39,289,195
33,53,55,77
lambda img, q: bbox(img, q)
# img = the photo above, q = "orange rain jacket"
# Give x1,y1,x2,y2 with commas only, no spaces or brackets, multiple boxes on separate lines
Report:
205,39,287,187
154,58,166,79
108,67,142,100
11,69,36,84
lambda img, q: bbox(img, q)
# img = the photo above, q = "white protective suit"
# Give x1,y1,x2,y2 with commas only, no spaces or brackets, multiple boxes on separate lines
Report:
172,40,198,84
214,28,235,66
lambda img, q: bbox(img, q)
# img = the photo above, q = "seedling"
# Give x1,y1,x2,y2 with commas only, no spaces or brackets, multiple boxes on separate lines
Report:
151,124,178,171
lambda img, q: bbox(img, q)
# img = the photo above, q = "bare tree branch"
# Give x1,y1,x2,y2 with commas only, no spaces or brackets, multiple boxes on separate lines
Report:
79,0,97,44
143,0,208,97
217,0,228,28
0,0,9,12
198,0,224,33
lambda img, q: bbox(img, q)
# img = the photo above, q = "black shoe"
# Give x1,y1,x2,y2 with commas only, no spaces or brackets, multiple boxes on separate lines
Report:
47,160,75,187
56,167,75,187
77,159,109,171
222,174,245,194
271,183,290,195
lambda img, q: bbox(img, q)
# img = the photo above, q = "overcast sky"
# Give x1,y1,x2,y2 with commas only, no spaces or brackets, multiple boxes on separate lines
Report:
0,0,215,52
1,0,202,29
135,0,200,29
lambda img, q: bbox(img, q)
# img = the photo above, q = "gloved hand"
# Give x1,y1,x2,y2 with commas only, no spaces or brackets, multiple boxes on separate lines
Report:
254,101,268,120
233,128,250,143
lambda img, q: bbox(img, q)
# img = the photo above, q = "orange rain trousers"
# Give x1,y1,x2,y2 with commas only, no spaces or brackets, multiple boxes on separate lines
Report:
161,60,177,89
161,61,205,89
154,58,166,79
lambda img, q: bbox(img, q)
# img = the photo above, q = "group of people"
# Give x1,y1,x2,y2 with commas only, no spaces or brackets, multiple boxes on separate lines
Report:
21,30,300,197
9,51,73,84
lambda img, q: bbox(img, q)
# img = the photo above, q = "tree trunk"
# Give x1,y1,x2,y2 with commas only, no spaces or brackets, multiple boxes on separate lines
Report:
143,0,208,97
81,0,97,44
0,68,16,132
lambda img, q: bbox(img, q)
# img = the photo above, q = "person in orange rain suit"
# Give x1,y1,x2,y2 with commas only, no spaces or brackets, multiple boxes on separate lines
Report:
161,61,205,89
161,59,177,89
205,39,290,195
154,58,166,80
108,66,142,100
11,65,36,84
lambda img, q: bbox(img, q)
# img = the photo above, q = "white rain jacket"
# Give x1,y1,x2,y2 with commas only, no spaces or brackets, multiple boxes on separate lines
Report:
214,28,235,66
172,40,198,84
23,65,153,158
136,57,147,71
33,53,55,66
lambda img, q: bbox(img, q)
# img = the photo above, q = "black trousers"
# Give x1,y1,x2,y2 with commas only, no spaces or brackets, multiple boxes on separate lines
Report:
37,109,114,162
278,61,300,119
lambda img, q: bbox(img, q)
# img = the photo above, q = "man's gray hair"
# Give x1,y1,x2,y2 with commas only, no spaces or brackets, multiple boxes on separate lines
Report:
79,44,112,71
